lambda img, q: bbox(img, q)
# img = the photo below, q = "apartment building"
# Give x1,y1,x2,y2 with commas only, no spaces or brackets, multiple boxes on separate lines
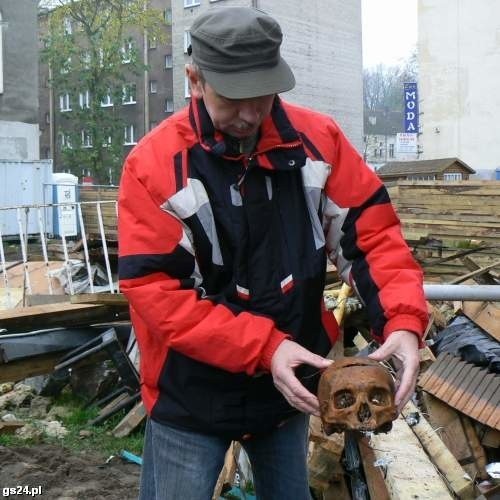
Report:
38,0,174,178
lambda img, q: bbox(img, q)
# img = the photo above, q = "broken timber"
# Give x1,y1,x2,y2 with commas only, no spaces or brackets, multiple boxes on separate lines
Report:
0,302,129,334
401,401,475,499
368,415,453,499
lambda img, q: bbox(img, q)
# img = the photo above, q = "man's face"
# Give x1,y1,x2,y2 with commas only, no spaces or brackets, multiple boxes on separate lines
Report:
187,65,275,139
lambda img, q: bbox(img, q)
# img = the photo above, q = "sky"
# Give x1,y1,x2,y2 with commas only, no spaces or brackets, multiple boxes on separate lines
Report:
362,0,417,68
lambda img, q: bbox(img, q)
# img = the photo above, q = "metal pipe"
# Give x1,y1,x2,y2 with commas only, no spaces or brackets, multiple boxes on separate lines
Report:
424,284,500,301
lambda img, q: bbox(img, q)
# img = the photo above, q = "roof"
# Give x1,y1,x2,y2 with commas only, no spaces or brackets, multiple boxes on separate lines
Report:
377,158,476,176
364,109,404,136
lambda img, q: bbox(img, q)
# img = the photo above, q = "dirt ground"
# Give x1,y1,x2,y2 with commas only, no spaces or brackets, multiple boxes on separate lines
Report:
0,444,140,500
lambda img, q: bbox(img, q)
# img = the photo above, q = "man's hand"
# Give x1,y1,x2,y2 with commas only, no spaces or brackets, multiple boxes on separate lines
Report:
368,330,420,412
270,339,332,416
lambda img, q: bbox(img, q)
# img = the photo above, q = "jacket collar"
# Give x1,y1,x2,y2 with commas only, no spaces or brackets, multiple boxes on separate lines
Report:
189,96,304,169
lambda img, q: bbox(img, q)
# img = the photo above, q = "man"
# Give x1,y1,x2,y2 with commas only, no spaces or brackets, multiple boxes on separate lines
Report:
118,6,428,500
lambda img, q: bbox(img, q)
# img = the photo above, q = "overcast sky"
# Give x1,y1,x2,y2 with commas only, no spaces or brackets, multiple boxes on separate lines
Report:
362,0,417,68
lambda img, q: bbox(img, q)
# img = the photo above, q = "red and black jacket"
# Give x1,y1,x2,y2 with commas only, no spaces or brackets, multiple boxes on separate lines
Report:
118,97,428,439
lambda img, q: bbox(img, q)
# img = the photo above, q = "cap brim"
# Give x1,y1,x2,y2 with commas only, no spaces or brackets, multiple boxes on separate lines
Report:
201,57,295,99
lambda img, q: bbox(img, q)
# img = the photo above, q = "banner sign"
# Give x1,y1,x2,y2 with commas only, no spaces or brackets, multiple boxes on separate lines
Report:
396,133,418,153
404,82,419,133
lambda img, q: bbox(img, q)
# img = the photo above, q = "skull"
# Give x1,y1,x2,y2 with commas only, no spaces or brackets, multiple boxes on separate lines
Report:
318,357,397,434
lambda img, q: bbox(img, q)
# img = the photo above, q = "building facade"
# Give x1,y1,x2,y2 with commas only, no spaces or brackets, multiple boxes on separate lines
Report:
418,0,500,175
0,0,40,161
363,109,419,170
172,0,364,151
38,0,174,179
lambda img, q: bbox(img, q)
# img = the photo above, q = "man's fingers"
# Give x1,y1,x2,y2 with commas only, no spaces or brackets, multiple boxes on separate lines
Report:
274,373,320,415
395,359,419,410
368,343,393,362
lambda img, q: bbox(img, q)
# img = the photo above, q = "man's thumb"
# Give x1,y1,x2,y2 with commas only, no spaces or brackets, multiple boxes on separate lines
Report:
368,344,392,362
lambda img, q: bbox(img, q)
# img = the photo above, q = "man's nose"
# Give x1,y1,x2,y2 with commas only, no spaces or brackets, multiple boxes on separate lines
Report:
238,101,261,124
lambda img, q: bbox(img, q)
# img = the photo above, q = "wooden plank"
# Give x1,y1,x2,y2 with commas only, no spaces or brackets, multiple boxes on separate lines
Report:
0,352,61,383
421,393,480,481
369,415,453,499
449,259,500,284
0,302,129,333
401,402,475,499
460,416,488,480
112,401,146,438
464,302,500,342
70,293,128,306
358,436,390,500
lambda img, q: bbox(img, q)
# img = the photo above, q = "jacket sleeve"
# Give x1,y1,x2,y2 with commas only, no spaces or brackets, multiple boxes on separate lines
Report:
322,123,428,343
118,150,288,375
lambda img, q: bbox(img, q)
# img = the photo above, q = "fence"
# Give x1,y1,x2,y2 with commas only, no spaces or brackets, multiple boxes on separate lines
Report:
0,198,118,310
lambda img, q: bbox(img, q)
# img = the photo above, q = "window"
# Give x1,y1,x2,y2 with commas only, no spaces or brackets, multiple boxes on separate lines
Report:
148,36,157,49
165,54,173,68
59,133,72,149
165,98,174,113
184,0,200,7
61,57,71,74
45,112,50,124
122,83,137,104
443,172,463,181
122,38,134,63
81,130,92,148
150,80,158,94
184,30,191,53
63,17,72,35
389,143,394,158
185,76,191,98
81,50,91,69
164,8,172,24
0,11,4,94
103,135,112,147
101,90,113,107
59,93,71,112
79,90,90,109
124,124,136,145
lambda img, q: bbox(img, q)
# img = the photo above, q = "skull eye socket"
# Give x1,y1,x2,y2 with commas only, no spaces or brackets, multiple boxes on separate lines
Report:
333,390,356,409
369,389,389,406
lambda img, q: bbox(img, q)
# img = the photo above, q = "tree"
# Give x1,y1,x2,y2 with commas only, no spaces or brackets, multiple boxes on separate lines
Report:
41,0,165,182
363,50,418,112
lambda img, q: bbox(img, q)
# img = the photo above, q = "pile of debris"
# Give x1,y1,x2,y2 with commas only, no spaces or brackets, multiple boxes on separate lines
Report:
307,284,499,500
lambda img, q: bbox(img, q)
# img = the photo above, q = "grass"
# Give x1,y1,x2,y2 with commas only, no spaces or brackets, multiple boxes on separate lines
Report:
0,390,144,458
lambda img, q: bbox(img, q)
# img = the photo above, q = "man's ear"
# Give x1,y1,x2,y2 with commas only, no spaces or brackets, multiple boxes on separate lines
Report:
186,64,203,99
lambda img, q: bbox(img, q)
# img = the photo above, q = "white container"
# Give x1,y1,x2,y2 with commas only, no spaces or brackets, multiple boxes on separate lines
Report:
0,159,53,237
51,172,79,238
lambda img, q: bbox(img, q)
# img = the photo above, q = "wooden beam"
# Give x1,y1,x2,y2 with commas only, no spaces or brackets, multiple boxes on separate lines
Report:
358,435,390,500
421,393,481,481
369,415,453,499
70,293,128,306
0,353,61,383
112,401,146,438
448,259,500,284
401,401,475,499
0,302,129,334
